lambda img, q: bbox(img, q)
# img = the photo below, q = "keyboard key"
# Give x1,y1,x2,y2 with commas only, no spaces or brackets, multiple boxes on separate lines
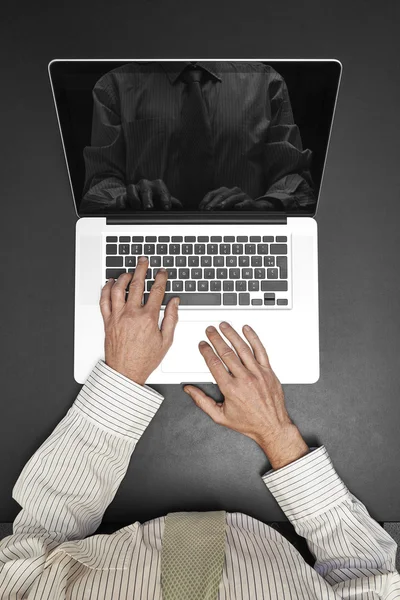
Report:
264,256,275,267
211,281,221,291
169,244,180,254
239,256,250,267
239,293,250,305
213,256,224,267
261,281,288,291
146,268,152,279
267,268,279,279
220,244,231,254
191,269,202,279
150,256,161,267
204,268,215,279
251,256,262,267
157,244,168,254
270,244,287,255
237,236,248,242
252,299,262,306
235,280,246,291
106,256,123,267
276,236,287,242
264,296,275,305
132,236,144,242
106,236,117,242
172,236,183,242
277,298,288,305
198,281,209,292
165,281,171,291
163,256,174,267
182,244,193,254
232,244,243,255
198,236,209,242
130,244,142,254
159,236,170,242
145,236,156,242
211,236,222,242
242,268,253,279
188,256,199,267
229,268,240,279
119,244,130,255
185,280,196,291
167,269,177,279
179,268,190,279
172,280,183,291
125,256,136,267
207,244,218,254
145,292,222,305
201,256,212,267
184,236,196,242
176,256,187,267
147,280,154,291
224,236,235,242
217,268,227,279
223,293,237,305
248,280,259,291
144,244,155,254
119,236,130,242
250,236,261,242
263,236,274,242
106,244,117,255
223,281,234,291
254,268,266,279
194,244,205,254
277,256,288,279
106,268,126,279
257,244,269,254
226,256,237,267
245,244,256,254
264,293,275,299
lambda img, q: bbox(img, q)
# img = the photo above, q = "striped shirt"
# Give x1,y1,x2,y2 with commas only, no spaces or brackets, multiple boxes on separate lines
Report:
0,360,399,599
80,61,315,213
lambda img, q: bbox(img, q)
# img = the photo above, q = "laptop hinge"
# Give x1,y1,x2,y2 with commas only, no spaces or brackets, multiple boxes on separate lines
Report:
106,214,288,225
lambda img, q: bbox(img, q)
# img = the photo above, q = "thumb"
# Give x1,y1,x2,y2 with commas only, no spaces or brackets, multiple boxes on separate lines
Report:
161,296,180,345
184,385,224,424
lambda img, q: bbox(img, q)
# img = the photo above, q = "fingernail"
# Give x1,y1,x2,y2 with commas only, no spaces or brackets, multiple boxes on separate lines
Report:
138,256,147,263
108,278,114,284
199,340,207,347
243,324,251,332
174,297,180,306
220,321,229,329
158,267,166,273
183,386,190,393
206,326,215,334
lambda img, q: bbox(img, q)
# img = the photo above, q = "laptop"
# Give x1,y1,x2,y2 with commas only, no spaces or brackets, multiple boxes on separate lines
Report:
48,59,342,385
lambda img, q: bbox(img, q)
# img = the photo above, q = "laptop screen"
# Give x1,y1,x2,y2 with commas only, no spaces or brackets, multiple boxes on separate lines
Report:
49,60,341,219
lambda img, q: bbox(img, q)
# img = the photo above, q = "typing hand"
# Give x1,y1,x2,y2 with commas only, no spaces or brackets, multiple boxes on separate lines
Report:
184,323,309,469
199,187,257,211
100,257,179,385
127,179,183,210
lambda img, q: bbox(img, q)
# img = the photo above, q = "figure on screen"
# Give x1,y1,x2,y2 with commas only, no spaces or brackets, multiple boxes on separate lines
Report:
80,61,315,213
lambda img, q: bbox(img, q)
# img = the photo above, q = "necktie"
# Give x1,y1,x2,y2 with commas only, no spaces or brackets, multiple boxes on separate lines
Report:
178,67,214,208
161,511,226,600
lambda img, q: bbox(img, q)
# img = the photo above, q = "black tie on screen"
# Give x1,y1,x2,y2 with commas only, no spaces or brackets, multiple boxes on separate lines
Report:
178,67,214,208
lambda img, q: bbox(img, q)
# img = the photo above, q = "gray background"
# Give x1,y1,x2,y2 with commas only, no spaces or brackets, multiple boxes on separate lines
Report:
1,0,400,539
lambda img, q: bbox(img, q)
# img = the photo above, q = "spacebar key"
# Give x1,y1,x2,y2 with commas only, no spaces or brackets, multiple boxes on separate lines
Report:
145,293,221,306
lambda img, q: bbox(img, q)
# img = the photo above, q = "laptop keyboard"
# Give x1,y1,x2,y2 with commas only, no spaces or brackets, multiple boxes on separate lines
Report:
104,235,290,308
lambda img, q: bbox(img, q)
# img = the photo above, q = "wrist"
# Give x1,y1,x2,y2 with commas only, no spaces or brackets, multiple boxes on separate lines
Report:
257,424,309,470
105,359,146,386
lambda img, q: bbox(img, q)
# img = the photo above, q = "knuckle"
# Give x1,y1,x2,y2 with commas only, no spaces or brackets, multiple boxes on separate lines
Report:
220,346,234,359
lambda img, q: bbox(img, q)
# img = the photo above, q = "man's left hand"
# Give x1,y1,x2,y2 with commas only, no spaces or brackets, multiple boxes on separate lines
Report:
199,187,257,211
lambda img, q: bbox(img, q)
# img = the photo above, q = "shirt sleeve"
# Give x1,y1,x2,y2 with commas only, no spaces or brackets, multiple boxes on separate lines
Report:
0,360,163,594
80,75,130,213
262,445,400,597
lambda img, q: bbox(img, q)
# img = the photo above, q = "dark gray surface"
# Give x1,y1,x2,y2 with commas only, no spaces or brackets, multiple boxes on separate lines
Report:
1,0,400,525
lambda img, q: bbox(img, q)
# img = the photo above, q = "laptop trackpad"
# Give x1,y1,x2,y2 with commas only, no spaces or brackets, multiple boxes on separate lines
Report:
161,321,228,373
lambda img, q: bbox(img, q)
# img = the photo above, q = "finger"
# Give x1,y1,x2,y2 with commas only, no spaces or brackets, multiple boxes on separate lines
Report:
145,267,168,312
161,296,180,346
127,184,141,210
139,180,154,210
233,199,254,210
156,180,172,211
217,192,247,210
183,385,225,425
111,272,133,311
205,325,246,376
217,321,258,371
126,256,148,307
99,278,114,321
198,340,232,387
242,324,271,368
171,197,183,209
204,188,233,211
199,188,222,210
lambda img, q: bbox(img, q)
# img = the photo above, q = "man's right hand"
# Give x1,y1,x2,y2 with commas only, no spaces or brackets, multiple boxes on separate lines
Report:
184,322,309,470
127,179,183,210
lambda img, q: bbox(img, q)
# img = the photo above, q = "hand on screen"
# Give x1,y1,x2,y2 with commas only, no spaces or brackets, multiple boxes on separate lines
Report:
199,187,257,211
127,179,183,210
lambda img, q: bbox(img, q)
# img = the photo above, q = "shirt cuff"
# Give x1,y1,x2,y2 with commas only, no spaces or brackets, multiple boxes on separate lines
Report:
73,360,164,440
262,446,350,522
